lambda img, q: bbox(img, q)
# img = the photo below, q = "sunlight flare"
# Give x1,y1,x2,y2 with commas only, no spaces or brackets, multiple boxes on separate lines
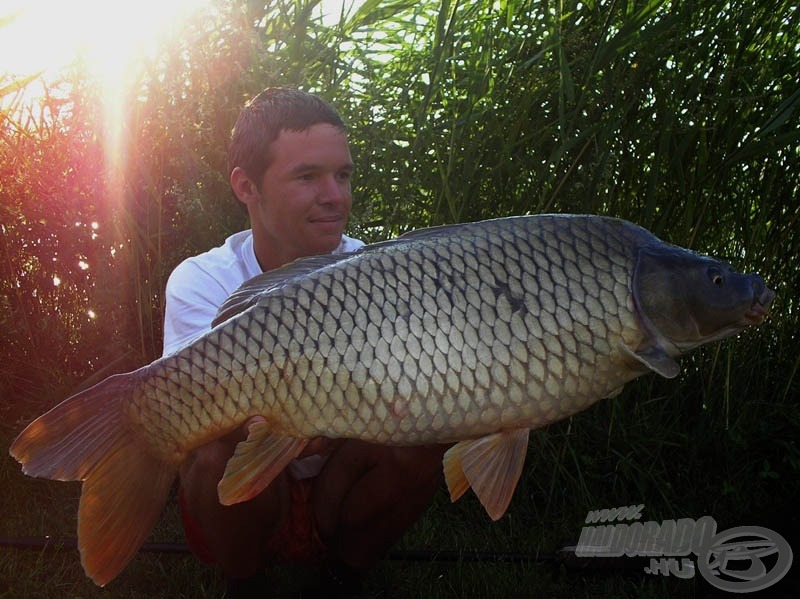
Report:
1,0,214,205
1,0,212,81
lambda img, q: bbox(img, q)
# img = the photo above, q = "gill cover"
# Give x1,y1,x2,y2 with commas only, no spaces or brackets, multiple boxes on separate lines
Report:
629,243,764,378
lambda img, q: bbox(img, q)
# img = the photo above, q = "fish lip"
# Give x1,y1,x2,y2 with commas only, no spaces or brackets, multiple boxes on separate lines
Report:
745,307,768,324
745,288,775,324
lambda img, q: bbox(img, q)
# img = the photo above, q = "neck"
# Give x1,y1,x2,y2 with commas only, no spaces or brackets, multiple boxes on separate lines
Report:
252,233,297,272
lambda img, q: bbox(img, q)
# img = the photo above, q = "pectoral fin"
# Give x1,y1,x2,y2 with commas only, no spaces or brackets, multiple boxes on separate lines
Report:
622,344,680,379
217,422,308,505
443,428,530,520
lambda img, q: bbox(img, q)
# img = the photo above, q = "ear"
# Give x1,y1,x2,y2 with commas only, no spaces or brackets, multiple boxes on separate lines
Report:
230,166,261,207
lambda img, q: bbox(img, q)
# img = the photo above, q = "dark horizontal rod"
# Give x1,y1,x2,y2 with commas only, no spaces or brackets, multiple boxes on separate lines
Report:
0,536,558,562
0,536,649,571
0,536,189,555
388,549,561,563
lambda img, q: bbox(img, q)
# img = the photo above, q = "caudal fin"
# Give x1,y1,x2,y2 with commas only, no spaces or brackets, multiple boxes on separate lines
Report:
9,372,178,586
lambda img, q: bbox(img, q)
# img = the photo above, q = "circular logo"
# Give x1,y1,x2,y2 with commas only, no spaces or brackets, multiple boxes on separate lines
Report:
697,526,793,593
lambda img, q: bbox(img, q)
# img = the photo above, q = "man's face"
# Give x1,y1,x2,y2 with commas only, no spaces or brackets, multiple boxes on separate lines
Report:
251,123,354,267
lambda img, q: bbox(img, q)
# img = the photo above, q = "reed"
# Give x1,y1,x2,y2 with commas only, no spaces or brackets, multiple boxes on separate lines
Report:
1,0,797,595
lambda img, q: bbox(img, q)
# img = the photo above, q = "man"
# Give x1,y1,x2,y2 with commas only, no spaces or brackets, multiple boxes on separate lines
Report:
163,88,447,596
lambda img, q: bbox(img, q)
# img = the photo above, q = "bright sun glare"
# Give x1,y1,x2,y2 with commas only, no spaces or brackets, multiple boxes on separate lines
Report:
1,1,360,88
1,0,359,193
0,0,220,205
0,0,213,84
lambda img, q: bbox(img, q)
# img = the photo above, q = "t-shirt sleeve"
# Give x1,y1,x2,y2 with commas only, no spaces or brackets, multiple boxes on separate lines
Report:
162,260,230,356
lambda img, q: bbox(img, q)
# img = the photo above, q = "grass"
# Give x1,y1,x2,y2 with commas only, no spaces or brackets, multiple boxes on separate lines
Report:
0,456,690,599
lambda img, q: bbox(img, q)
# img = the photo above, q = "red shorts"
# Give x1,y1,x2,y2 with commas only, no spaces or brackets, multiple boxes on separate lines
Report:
178,476,327,566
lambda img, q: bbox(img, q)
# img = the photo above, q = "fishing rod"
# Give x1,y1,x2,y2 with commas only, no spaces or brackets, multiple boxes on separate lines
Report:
0,536,649,571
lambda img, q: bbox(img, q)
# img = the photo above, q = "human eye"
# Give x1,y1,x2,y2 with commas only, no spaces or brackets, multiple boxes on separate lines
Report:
296,171,315,182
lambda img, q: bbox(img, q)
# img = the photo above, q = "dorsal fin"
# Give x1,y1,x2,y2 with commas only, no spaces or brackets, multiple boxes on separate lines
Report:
368,221,471,249
212,253,357,327
212,222,472,327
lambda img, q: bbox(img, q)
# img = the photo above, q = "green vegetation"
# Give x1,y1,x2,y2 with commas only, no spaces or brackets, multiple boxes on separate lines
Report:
1,0,798,596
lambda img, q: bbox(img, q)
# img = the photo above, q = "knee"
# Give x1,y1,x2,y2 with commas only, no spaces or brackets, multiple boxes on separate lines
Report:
379,444,449,481
350,443,449,498
179,440,233,498
312,444,449,566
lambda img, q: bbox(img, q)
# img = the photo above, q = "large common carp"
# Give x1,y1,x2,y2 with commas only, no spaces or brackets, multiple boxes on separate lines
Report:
10,214,774,585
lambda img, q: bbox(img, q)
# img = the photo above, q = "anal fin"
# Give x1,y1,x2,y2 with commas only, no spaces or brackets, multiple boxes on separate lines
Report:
217,422,308,505
443,428,530,520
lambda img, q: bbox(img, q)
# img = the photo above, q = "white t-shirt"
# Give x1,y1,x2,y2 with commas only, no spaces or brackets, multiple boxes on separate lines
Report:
162,229,365,479
163,230,364,355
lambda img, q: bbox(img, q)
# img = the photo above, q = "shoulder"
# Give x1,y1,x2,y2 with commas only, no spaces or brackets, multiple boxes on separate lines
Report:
163,231,363,355
163,231,259,355
167,230,259,297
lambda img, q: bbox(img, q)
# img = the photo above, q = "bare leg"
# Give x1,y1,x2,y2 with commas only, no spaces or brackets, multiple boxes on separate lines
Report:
178,433,291,579
311,441,449,570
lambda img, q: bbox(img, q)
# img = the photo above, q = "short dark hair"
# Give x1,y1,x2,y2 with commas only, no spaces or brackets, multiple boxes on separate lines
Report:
228,87,346,188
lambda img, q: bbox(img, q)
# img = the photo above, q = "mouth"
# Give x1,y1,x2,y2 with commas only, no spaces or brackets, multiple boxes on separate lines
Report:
744,287,775,324
310,214,345,225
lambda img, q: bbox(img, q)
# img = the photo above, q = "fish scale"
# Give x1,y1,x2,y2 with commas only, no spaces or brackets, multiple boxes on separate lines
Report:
129,215,644,450
10,214,774,586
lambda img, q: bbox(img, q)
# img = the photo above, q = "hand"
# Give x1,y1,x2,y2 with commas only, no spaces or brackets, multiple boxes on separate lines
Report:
301,436,344,458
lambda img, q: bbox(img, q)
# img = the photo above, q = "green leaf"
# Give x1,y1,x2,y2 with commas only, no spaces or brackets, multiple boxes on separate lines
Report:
342,0,419,34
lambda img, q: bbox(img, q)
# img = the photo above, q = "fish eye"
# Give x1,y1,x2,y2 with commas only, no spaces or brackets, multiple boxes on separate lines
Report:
708,267,725,287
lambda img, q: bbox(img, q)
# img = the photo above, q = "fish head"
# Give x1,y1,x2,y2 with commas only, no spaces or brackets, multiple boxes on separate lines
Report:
633,244,775,354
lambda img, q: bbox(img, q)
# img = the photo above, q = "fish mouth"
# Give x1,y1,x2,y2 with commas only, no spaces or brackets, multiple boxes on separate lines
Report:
744,287,775,324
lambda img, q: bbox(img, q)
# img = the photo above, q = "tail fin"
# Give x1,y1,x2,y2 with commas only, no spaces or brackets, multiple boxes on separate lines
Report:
9,372,178,586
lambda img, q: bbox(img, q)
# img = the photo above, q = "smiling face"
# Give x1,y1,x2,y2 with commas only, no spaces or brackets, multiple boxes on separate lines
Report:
232,123,354,271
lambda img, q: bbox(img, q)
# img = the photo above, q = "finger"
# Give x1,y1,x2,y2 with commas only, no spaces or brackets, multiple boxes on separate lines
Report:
301,437,343,457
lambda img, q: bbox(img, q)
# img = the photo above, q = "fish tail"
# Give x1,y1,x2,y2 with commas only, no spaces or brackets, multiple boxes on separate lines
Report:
9,372,177,586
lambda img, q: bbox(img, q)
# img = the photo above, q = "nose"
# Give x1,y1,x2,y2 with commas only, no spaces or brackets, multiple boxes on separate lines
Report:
319,173,348,205
750,274,765,296
747,274,775,311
